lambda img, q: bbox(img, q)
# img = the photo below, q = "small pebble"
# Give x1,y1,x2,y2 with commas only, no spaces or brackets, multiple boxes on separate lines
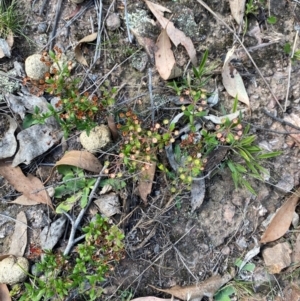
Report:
37,23,47,34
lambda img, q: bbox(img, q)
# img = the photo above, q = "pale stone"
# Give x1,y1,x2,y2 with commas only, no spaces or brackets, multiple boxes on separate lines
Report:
25,54,50,80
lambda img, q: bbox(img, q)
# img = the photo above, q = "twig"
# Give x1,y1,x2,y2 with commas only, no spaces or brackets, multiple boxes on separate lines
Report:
44,0,94,51
284,30,298,111
148,68,155,126
48,0,64,50
262,108,300,130
39,0,49,16
196,0,284,111
93,0,103,64
124,0,132,43
0,214,33,230
63,166,106,256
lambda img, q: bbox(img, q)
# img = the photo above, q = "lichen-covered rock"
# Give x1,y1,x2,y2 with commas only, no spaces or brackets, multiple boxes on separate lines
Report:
25,53,50,80
106,13,121,31
80,125,111,153
0,256,29,285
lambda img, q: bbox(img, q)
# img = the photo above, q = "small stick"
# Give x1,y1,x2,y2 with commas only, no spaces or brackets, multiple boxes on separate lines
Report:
93,0,103,64
0,214,33,230
284,30,298,111
196,0,284,111
63,166,106,256
148,68,155,126
124,0,132,43
262,108,300,130
48,0,63,50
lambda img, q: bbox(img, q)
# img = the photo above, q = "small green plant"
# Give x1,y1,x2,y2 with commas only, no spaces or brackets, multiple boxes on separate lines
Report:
20,215,124,301
22,47,116,137
283,42,300,62
245,0,259,15
0,0,23,38
54,166,96,213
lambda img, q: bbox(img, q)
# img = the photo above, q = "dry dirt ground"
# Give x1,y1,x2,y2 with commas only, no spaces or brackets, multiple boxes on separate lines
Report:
1,0,300,300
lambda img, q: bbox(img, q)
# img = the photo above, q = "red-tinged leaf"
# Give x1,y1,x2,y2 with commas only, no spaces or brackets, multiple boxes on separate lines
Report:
260,193,299,244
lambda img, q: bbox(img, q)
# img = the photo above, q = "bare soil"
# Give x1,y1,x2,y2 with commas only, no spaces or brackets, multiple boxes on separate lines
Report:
1,0,300,300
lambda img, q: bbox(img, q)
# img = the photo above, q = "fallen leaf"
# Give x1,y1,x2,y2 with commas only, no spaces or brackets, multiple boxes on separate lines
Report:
107,114,119,141
191,178,205,211
10,195,39,206
0,284,11,301
55,150,103,172
260,193,299,244
45,150,102,184
204,109,246,124
8,212,27,257
229,0,246,25
145,0,197,66
138,160,156,204
74,32,98,66
149,273,232,300
0,162,53,208
155,29,181,80
222,48,250,107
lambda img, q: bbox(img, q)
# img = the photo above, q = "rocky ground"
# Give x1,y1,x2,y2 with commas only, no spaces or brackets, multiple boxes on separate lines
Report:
1,0,300,300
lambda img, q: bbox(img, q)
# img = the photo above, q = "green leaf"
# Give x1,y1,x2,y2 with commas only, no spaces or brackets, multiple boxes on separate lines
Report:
237,148,253,162
241,178,257,195
214,285,236,301
284,43,291,55
257,151,282,159
234,163,247,173
235,258,256,271
232,95,238,113
56,192,82,213
169,122,176,131
267,16,277,24
239,135,257,146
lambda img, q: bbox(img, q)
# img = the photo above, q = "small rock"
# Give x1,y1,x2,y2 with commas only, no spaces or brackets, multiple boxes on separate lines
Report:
94,193,121,217
0,256,29,285
80,125,111,153
25,54,50,80
252,266,276,293
37,23,47,34
106,13,121,31
131,52,149,72
262,242,292,274
292,212,299,228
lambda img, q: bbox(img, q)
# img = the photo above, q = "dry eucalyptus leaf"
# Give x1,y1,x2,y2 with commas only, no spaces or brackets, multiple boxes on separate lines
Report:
149,273,232,300
10,195,39,206
55,150,103,173
145,0,197,66
0,114,17,159
222,48,250,107
0,162,53,208
229,0,246,25
8,212,27,257
107,114,119,141
204,109,246,124
260,193,299,244
74,32,98,66
45,150,103,184
138,160,156,204
155,29,182,80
